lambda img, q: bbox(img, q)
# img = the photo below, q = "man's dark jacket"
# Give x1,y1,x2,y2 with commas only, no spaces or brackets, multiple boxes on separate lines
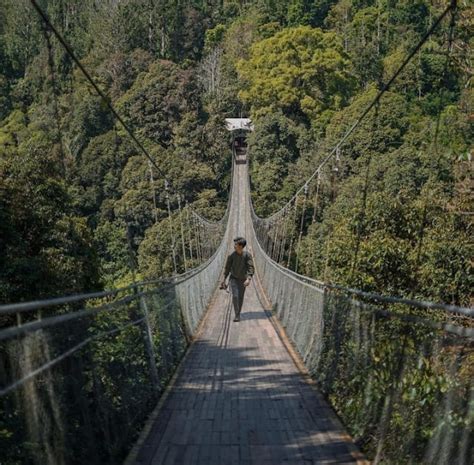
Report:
224,251,254,281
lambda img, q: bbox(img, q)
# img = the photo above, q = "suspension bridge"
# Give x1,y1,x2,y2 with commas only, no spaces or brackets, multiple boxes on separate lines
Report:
121,150,367,465
0,1,472,465
1,142,472,465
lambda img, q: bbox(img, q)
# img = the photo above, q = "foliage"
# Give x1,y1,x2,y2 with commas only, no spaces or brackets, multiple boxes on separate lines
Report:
0,110,99,302
117,60,200,147
237,25,355,122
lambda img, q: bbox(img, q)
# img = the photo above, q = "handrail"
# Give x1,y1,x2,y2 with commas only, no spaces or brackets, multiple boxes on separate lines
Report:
248,164,474,322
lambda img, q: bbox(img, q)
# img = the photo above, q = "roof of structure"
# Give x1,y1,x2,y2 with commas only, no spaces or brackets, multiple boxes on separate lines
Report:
225,118,254,131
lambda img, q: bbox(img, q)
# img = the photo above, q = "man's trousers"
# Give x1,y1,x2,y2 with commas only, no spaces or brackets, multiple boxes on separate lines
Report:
229,277,246,318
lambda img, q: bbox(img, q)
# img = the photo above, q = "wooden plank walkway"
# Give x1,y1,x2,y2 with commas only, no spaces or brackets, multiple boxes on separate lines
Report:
126,280,365,465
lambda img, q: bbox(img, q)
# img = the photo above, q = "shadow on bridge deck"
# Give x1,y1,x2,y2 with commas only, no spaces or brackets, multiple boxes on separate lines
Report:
125,276,365,465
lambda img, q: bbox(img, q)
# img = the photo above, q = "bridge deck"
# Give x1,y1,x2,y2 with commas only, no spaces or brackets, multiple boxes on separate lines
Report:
126,280,363,465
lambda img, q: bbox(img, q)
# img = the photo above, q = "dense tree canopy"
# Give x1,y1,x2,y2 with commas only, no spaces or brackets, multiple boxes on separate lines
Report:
0,0,470,305
237,26,355,122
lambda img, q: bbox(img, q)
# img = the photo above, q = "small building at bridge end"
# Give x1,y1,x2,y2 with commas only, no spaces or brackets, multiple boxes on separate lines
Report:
225,117,253,157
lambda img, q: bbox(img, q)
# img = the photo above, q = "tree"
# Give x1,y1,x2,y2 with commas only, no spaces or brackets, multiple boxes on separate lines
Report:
73,130,136,221
248,111,308,214
237,25,356,124
64,90,113,158
198,46,224,96
0,111,99,302
97,49,154,100
287,0,338,27
0,73,11,121
117,59,200,147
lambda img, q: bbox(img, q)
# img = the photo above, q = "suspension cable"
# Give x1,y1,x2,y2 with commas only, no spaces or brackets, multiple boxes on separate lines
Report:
165,181,178,274
286,200,298,268
295,183,309,273
311,172,321,224
177,194,188,271
185,200,195,263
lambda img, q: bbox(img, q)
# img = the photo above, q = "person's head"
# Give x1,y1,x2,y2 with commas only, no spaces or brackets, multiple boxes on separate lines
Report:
233,237,247,254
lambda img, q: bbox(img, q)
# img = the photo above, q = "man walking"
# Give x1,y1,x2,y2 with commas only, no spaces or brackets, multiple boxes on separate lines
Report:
221,237,254,322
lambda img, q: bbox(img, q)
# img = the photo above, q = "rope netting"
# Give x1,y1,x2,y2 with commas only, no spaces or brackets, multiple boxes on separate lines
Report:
0,282,184,463
248,161,473,464
0,148,237,464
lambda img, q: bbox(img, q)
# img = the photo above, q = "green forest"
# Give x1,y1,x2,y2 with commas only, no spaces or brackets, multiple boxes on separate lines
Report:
0,1,473,465
0,0,472,306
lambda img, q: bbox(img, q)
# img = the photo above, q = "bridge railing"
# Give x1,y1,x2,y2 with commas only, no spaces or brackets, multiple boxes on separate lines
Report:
249,184,473,465
0,263,223,465
0,281,179,464
0,160,235,465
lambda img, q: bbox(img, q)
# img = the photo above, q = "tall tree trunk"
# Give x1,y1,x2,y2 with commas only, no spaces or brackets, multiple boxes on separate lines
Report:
148,0,154,53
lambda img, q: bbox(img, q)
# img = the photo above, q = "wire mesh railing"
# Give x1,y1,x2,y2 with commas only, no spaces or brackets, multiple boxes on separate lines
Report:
248,174,473,464
0,282,180,464
0,164,234,465
0,253,232,465
0,273,208,464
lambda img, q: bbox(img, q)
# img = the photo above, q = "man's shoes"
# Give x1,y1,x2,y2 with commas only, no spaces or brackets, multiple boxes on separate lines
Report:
233,316,240,322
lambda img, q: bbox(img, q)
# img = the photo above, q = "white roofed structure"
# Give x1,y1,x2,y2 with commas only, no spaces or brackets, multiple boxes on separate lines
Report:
225,118,254,132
